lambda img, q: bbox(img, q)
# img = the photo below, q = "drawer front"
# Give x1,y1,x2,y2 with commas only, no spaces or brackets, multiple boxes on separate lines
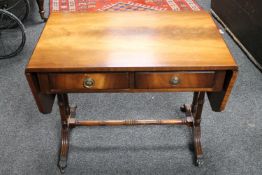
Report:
48,73,129,91
135,71,225,90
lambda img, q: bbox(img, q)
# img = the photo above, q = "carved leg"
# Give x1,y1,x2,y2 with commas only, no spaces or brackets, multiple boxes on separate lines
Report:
36,0,47,22
181,92,205,166
57,94,70,173
192,92,205,166
59,127,69,173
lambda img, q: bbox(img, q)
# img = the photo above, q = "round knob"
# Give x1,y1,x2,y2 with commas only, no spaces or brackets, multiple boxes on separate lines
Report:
83,78,95,88
170,76,180,85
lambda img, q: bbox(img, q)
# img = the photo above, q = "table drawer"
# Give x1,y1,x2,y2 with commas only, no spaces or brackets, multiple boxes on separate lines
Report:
48,73,129,91
135,71,225,91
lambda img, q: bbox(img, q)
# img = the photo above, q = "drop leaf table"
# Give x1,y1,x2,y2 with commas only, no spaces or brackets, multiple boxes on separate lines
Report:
25,12,238,173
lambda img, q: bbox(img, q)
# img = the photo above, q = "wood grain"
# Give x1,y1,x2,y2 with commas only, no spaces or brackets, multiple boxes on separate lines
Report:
69,119,192,126
24,12,239,170
25,73,55,114
49,73,129,90
135,71,225,90
26,12,237,72
36,71,226,93
207,70,238,112
25,12,238,113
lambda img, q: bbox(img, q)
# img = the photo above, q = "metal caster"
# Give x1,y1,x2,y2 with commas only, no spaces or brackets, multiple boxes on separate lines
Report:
195,157,204,167
59,167,65,174
58,157,67,174
180,104,187,112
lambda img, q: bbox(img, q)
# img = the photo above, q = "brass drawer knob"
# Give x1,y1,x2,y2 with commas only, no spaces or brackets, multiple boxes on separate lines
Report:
83,78,95,88
170,76,180,85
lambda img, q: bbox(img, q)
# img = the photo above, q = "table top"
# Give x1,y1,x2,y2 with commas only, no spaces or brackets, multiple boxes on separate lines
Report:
26,12,237,72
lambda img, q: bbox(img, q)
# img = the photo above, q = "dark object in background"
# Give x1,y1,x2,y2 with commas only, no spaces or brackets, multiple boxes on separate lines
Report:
0,0,28,59
0,0,30,21
211,0,262,71
36,0,47,21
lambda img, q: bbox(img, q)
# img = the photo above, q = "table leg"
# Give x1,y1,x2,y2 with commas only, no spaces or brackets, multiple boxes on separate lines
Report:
57,92,204,172
181,92,205,166
36,0,47,21
57,94,71,173
192,92,205,166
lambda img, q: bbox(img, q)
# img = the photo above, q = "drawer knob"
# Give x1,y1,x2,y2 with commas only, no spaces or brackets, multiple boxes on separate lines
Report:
170,76,180,85
83,78,95,88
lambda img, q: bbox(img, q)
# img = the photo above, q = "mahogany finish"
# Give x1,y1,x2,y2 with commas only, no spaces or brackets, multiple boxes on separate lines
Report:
48,73,130,91
57,94,70,171
135,71,225,90
69,119,193,126
25,73,55,114
26,12,237,72
207,70,238,111
36,71,226,94
25,12,238,173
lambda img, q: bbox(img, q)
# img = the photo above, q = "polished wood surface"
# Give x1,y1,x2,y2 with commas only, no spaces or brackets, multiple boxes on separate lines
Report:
26,12,237,72
34,71,226,94
207,70,238,111
48,73,129,91
25,73,55,113
191,92,205,165
57,94,70,173
135,71,225,90
26,12,238,112
69,119,192,126
25,12,238,172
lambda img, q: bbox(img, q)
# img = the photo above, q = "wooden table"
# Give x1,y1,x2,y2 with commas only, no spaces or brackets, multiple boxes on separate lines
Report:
25,12,238,172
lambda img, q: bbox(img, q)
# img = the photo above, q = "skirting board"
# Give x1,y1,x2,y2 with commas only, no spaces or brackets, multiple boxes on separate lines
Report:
211,9,262,71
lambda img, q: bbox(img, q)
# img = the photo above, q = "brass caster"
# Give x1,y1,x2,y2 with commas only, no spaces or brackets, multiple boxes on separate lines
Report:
58,157,67,174
195,157,204,167
59,167,65,174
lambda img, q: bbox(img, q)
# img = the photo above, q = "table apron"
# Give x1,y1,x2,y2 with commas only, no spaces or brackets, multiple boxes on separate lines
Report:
36,71,226,94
